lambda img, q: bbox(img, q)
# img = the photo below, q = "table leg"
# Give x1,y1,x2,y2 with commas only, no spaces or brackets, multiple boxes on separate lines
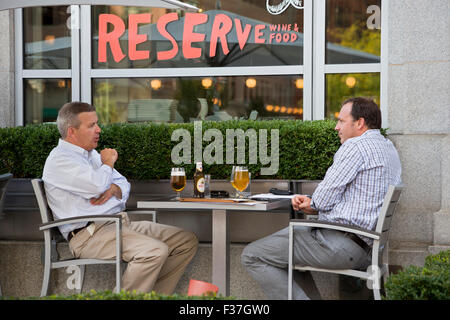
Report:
212,209,230,296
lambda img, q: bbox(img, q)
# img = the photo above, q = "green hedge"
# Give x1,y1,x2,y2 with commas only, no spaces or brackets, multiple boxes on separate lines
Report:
384,250,450,300
1,289,233,300
0,120,374,180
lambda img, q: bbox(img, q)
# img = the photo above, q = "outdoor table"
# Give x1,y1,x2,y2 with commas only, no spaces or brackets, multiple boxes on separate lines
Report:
137,198,289,296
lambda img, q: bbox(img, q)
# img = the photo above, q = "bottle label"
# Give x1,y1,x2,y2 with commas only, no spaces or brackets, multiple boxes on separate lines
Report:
197,177,205,192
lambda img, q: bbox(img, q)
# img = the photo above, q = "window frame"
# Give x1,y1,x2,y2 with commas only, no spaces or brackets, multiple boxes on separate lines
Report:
14,0,388,127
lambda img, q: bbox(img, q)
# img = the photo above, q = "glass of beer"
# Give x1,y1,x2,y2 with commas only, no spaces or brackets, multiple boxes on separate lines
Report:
170,167,186,200
231,166,250,198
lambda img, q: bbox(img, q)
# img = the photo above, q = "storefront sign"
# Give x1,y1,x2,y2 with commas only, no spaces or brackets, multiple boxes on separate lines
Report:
98,12,300,63
266,0,303,15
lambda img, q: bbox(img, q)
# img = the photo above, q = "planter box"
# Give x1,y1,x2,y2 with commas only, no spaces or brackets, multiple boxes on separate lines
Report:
0,178,321,242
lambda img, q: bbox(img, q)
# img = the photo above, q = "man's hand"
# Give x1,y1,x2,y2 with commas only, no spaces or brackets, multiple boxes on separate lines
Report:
90,183,122,205
100,148,118,168
291,195,317,215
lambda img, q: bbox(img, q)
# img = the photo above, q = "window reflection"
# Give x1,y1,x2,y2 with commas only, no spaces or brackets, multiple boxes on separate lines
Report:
325,73,380,119
24,79,71,124
92,2,304,69
92,76,303,124
326,0,381,64
24,7,71,69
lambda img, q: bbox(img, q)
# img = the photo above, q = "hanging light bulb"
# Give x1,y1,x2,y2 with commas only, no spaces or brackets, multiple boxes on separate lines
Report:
202,78,213,89
245,78,257,88
295,78,304,89
345,76,356,88
150,79,162,90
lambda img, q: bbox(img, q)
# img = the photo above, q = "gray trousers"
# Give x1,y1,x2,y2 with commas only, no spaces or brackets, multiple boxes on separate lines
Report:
241,226,371,300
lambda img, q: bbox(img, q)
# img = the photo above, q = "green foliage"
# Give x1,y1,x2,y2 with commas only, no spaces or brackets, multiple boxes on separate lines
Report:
384,250,450,300
0,120,388,180
1,289,233,300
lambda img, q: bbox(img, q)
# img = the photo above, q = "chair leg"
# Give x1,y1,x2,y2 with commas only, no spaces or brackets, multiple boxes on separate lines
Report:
41,260,51,297
373,278,381,300
77,265,85,294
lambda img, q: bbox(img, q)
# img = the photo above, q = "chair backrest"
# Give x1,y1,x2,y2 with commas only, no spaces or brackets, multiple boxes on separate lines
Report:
31,179,54,224
0,173,13,218
375,184,403,248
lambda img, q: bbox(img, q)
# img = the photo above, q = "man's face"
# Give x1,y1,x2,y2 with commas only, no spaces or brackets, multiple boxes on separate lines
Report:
335,103,359,144
70,111,101,151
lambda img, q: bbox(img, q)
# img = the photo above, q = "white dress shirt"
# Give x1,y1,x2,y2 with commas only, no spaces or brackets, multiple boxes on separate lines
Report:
42,139,130,239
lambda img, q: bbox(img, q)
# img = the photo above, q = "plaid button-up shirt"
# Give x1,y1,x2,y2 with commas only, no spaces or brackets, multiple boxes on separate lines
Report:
311,129,402,245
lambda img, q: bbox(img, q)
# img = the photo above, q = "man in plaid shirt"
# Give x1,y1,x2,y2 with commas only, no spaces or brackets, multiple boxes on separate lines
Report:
242,97,402,300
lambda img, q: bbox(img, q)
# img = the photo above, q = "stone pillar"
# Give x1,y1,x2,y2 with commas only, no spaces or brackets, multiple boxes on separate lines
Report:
430,134,450,253
0,9,14,128
387,0,450,265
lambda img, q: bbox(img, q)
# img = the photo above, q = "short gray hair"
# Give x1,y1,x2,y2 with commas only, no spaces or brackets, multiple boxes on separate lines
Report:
57,102,96,138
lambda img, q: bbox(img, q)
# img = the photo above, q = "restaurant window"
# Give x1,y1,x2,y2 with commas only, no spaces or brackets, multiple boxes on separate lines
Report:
23,6,71,69
16,1,384,126
24,79,72,124
92,76,303,123
91,3,304,69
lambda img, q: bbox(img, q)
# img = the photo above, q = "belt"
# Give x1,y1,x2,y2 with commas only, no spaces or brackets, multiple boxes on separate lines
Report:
346,232,371,254
67,223,91,242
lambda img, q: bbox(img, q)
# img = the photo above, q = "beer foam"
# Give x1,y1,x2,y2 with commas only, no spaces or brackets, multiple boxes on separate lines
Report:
171,171,185,176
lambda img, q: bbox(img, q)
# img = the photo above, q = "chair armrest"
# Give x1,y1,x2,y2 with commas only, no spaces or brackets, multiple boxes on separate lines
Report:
39,214,121,231
289,219,380,240
126,210,156,222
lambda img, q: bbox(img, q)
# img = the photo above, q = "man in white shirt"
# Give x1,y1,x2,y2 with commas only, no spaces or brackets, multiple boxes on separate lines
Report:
43,102,198,294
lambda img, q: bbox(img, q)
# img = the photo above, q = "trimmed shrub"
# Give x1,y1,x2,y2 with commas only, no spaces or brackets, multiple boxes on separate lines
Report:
0,120,387,180
384,250,450,300
0,289,233,300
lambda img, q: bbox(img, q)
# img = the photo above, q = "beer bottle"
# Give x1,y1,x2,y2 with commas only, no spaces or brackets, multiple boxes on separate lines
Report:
194,162,205,198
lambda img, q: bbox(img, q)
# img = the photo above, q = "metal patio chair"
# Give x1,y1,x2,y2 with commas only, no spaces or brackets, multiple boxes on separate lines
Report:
0,172,13,296
32,178,156,297
288,185,403,300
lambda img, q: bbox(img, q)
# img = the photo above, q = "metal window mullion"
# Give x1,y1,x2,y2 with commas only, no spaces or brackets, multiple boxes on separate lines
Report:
14,8,23,126
71,5,80,101
22,70,72,78
312,0,326,120
302,0,313,121
89,66,304,78
80,5,91,104
324,64,381,74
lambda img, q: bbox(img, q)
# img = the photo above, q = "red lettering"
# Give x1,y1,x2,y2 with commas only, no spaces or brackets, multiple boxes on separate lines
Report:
183,13,208,59
234,18,251,50
209,14,232,57
254,25,266,44
156,12,179,60
98,14,126,63
129,13,151,61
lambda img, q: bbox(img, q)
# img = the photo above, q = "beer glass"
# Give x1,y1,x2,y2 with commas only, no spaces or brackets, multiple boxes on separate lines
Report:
170,167,186,199
231,166,250,198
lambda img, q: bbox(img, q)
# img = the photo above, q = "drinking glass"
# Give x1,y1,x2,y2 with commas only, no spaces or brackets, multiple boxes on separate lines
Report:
231,166,250,198
170,167,186,199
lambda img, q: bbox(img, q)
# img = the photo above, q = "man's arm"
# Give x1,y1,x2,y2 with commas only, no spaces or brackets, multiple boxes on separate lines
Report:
90,149,130,205
43,152,114,199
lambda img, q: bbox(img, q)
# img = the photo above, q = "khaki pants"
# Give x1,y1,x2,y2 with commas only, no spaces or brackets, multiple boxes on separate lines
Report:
69,212,198,294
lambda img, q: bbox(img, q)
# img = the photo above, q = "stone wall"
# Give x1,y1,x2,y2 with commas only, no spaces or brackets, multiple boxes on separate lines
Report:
0,10,14,128
387,0,450,259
